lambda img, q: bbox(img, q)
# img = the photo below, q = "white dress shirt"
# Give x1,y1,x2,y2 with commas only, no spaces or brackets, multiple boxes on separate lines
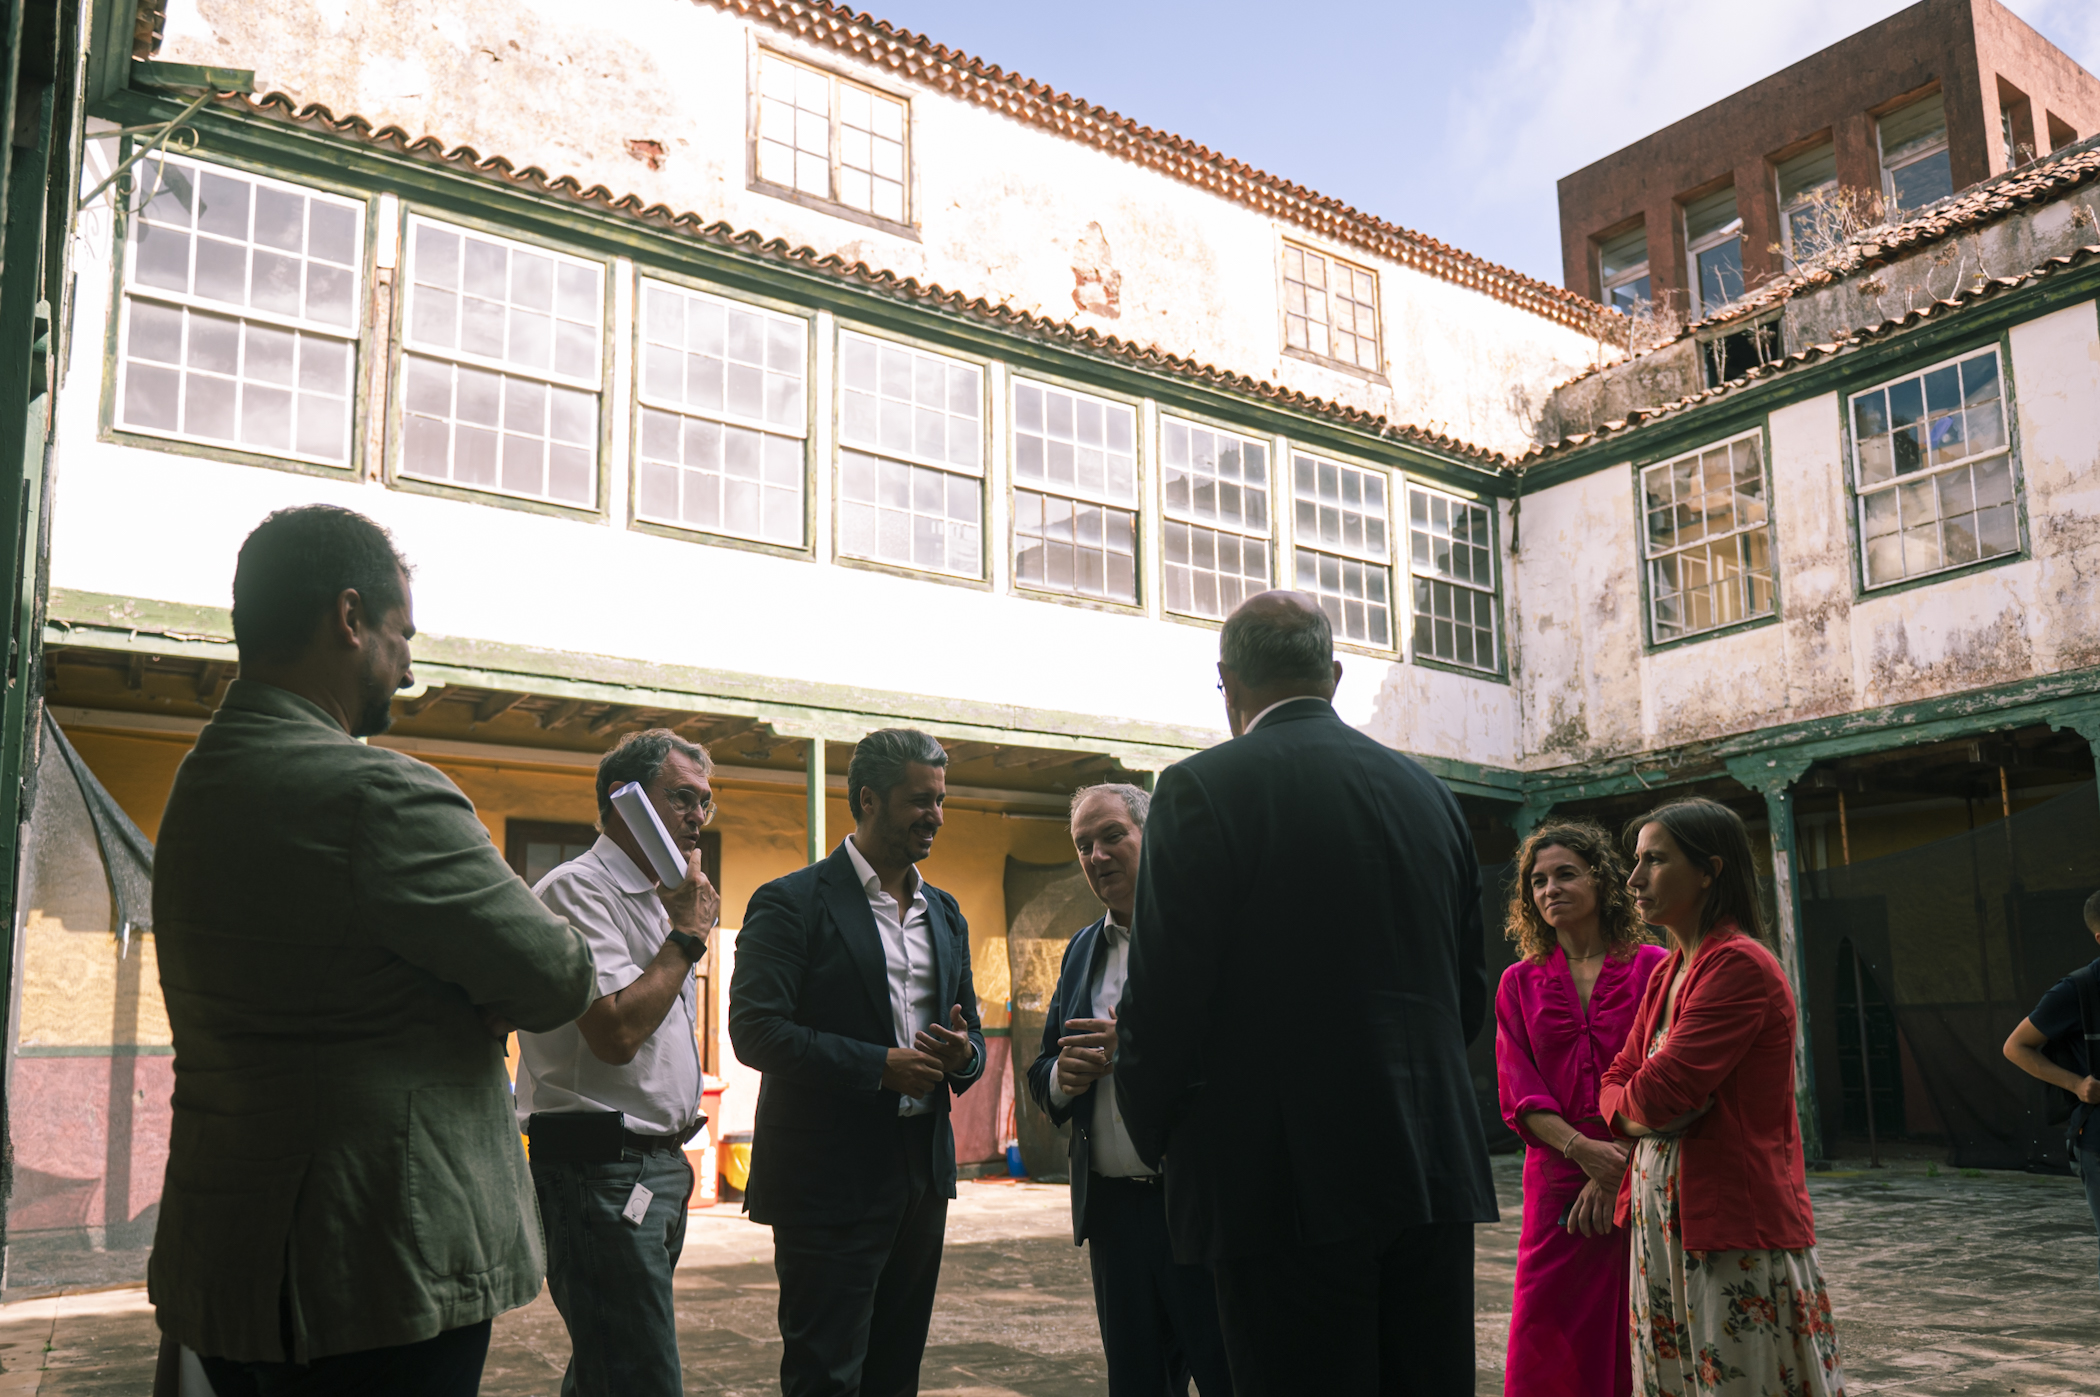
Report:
842,836,947,1116
516,836,701,1136
1049,911,1156,1178
1245,693,1328,733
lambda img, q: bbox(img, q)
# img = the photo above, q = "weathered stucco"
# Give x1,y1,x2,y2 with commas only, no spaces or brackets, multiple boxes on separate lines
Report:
153,0,1596,458
1509,296,2100,771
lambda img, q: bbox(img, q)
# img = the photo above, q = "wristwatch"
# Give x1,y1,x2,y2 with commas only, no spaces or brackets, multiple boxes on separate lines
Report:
665,929,706,963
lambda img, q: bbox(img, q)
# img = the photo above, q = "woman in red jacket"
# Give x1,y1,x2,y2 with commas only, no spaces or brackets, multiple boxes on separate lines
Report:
1600,798,1846,1397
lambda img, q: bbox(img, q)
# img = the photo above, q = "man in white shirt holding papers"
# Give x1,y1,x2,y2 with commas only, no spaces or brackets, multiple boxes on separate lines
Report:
1025,783,1233,1397
517,729,721,1397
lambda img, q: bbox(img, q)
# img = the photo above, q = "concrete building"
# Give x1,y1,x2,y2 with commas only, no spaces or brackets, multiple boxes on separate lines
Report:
11,0,2100,1286
1557,0,2100,321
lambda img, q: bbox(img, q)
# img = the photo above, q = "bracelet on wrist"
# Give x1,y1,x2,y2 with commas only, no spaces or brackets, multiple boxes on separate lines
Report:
1562,1133,1581,1160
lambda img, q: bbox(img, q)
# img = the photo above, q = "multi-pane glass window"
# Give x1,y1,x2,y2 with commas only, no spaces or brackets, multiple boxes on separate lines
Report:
1598,226,1650,313
1282,243,1380,372
116,154,363,466
1880,92,1952,217
399,218,604,507
1641,433,1775,642
1162,418,1270,619
1850,348,2016,588
755,52,908,224
635,280,806,547
1684,187,1744,318
838,331,982,577
1013,382,1138,604
1292,452,1391,646
1776,142,1839,267
1408,486,1499,670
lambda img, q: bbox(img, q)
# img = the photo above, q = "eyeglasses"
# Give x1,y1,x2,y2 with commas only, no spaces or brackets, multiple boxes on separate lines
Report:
665,788,718,826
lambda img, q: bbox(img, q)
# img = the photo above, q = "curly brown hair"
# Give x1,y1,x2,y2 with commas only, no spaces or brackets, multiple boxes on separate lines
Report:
1503,819,1648,964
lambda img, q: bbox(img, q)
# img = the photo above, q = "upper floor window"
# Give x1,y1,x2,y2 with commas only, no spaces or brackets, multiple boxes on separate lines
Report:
1775,142,1838,268
1683,187,1743,318
1407,485,1498,671
1850,347,2016,588
755,51,908,225
838,332,981,577
1879,92,1951,217
1641,432,1774,643
1162,418,1270,620
636,280,806,547
1013,381,1138,604
116,154,363,466
1292,452,1390,647
399,217,604,508
1282,243,1381,373
1597,225,1650,313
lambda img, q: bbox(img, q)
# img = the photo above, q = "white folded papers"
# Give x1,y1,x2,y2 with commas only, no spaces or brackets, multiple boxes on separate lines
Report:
609,781,687,888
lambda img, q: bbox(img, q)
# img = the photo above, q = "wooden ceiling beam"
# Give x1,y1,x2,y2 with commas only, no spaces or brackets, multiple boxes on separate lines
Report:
472,692,528,725
587,705,643,736
537,699,588,730
399,685,454,717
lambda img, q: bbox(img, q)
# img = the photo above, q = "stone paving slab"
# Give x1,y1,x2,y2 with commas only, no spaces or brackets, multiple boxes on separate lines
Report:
0,1158,2091,1395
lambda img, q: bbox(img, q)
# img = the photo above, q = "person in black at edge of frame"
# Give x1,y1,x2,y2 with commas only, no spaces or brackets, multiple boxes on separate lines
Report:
2003,887,2100,1286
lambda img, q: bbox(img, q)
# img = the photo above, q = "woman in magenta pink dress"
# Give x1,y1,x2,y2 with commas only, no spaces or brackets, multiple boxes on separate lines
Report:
1497,820,1666,1397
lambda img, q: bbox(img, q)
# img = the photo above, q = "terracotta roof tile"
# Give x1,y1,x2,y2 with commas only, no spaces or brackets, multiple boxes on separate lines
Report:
1521,239,2100,462
211,90,1510,470
710,0,1598,331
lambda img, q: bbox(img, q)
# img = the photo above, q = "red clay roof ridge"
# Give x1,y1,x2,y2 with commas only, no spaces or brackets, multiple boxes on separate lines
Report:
710,0,1597,331
218,89,1515,472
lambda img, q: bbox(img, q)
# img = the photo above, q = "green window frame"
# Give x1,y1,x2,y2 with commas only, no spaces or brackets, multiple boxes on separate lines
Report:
113,151,365,468
1406,483,1498,671
1641,430,1775,642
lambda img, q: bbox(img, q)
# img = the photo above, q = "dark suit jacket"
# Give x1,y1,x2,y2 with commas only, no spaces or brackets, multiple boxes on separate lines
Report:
1115,699,1496,1264
1024,915,1113,1245
728,842,986,1228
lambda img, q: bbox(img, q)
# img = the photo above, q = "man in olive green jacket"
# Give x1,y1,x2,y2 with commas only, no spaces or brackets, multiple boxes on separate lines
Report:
150,505,596,1393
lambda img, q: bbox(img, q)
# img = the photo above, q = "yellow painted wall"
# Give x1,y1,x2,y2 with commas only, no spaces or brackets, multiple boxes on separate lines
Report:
57,723,1084,1037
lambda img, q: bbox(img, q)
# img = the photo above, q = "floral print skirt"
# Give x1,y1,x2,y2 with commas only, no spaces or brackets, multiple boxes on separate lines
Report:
1629,1133,1846,1397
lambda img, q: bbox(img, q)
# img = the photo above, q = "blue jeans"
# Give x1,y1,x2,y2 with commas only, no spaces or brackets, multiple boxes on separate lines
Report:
531,1148,693,1397
2076,1144,2100,1288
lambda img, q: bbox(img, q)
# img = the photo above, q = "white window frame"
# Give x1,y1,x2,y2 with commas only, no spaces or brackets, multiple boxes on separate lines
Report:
1878,93,1951,216
113,151,366,469
1281,241,1382,374
1683,190,1744,319
835,329,985,580
1160,415,1273,621
1597,226,1651,313
1774,142,1838,269
633,276,810,549
752,49,911,228
1406,483,1500,672
396,214,608,510
1289,449,1394,650
1011,378,1141,606
1848,345,2020,591
1639,430,1776,644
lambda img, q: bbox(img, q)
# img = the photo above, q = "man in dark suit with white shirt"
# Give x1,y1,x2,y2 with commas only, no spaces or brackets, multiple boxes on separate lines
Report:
729,728,987,1397
1026,783,1232,1397
1116,591,1496,1397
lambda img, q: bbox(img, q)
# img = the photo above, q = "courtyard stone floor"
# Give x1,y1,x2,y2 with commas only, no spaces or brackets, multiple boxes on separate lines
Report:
0,1150,2093,1395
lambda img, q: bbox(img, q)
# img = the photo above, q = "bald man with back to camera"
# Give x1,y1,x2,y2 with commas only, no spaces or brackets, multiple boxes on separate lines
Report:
1114,591,1496,1397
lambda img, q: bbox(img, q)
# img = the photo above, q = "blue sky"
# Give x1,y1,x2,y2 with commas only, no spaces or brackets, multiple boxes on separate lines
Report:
861,0,2100,289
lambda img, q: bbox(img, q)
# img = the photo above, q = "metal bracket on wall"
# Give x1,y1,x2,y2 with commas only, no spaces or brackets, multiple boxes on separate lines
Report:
77,63,257,213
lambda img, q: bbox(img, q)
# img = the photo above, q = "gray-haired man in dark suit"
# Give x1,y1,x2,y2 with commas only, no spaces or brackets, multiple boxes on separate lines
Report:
1027,782,1232,1396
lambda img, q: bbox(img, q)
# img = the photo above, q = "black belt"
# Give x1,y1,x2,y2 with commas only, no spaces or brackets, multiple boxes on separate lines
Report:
529,1111,704,1164
1091,1169,1162,1187
624,1127,700,1155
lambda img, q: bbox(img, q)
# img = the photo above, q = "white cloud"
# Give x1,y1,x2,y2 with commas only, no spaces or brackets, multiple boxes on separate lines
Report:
1449,0,2097,283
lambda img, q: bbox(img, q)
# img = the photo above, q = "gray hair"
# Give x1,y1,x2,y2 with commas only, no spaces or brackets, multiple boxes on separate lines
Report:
1070,782,1149,828
1220,595,1334,687
847,728,948,817
596,728,712,827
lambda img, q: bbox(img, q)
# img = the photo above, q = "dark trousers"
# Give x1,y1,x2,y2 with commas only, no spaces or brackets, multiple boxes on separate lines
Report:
1085,1174,1233,1397
1209,1220,1473,1397
771,1113,948,1397
196,1320,491,1397
2076,1144,2100,1288
532,1146,695,1397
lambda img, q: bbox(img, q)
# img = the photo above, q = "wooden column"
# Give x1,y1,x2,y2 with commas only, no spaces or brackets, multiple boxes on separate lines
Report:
1728,753,1823,1164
